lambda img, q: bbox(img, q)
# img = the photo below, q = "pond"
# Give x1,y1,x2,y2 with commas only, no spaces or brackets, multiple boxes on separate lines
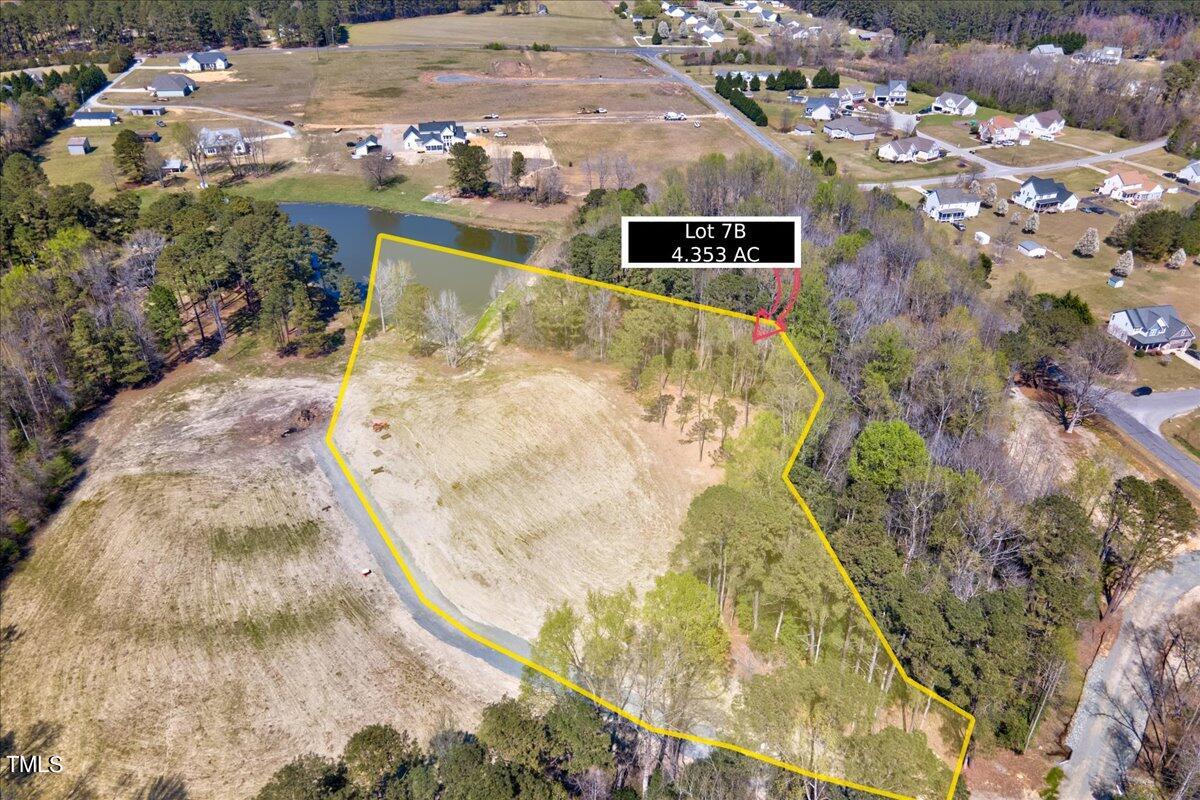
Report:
280,202,536,313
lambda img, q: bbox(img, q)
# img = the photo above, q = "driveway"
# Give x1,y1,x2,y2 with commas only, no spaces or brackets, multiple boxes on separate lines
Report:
1061,550,1200,799
1106,387,1200,431
1097,384,1200,492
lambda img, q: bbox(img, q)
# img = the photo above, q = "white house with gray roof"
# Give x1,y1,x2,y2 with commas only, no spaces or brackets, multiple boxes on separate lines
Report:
830,86,866,110
1177,161,1200,183
877,136,941,163
796,95,839,121
1015,110,1066,138
1030,43,1064,57
402,121,467,153
148,73,198,97
923,187,981,221
872,80,907,105
1107,305,1195,353
1011,176,1078,212
824,117,876,141
198,127,249,157
179,51,230,72
1084,45,1123,65
932,92,978,116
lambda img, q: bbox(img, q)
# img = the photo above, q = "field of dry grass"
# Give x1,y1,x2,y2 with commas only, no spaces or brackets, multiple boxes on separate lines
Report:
1162,408,1200,461
335,332,724,641
347,0,628,46
0,352,514,799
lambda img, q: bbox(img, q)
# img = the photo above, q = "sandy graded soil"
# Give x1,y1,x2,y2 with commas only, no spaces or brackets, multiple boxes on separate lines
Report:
0,355,515,800
333,341,723,641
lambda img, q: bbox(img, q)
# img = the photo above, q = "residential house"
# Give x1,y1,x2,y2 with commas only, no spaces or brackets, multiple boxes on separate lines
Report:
401,121,468,153
716,69,775,82
352,135,382,159
798,96,839,120
824,117,876,142
1030,43,1064,56
664,4,686,17
923,187,981,222
858,30,878,41
1011,176,1079,212
66,137,90,155
1177,161,1200,183
72,111,119,127
198,127,249,157
760,10,780,24
702,30,725,43
877,135,941,162
127,106,166,116
872,79,907,106
179,51,230,72
1015,110,1066,139
830,85,866,110
932,92,978,116
792,25,822,40
1018,240,1047,258
1097,169,1163,204
979,115,1020,143
790,124,814,136
162,158,185,173
148,73,198,98
683,13,700,27
1085,45,1123,65
1107,306,1195,353
136,130,162,143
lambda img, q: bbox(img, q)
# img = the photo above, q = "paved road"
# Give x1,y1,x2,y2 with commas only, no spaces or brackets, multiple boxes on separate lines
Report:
1098,387,1200,492
1061,550,1200,799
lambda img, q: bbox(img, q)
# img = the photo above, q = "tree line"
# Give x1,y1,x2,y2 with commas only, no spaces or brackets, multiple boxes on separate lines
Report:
0,62,106,157
1,155,356,579
0,0,489,58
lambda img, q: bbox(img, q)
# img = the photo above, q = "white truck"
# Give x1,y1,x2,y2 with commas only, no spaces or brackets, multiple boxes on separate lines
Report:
664,111,688,121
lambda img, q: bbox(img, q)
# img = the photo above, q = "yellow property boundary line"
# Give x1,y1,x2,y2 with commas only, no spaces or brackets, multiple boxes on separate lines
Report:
324,234,976,800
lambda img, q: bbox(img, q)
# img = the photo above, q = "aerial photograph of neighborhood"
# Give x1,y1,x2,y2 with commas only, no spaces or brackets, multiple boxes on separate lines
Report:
1,1,1198,800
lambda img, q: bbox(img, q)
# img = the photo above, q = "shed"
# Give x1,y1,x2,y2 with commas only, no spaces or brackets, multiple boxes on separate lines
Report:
162,158,185,173
1107,276,1125,288
1018,240,1046,258
67,137,90,155
974,231,990,245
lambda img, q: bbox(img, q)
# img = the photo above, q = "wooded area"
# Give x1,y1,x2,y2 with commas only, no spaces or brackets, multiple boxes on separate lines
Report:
0,155,356,578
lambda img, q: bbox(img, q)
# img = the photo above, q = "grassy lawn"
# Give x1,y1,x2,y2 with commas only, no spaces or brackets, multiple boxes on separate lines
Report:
976,138,1083,168
1125,354,1200,392
1161,407,1200,461
1122,148,1191,173
916,118,980,148
347,1,628,46
1055,127,1138,154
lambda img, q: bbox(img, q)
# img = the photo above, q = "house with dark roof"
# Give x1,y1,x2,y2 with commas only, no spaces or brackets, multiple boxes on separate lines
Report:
198,127,249,156
872,79,907,106
179,51,230,72
401,121,467,153
923,187,981,221
1012,176,1078,212
830,85,866,110
148,73,198,98
352,134,382,159
795,95,839,121
1107,306,1195,353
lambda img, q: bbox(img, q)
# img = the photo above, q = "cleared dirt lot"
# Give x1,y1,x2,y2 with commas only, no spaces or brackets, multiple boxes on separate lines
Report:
0,354,514,799
334,338,722,641
347,0,629,47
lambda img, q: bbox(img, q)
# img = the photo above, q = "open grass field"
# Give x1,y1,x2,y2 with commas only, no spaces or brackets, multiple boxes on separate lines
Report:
916,117,981,148
539,116,758,193
976,138,1084,168
347,0,628,46
0,352,515,799
1056,126,1142,154
1125,354,1200,392
1122,147,1192,173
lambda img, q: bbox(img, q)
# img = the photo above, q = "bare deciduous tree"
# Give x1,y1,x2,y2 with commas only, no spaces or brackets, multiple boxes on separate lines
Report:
424,289,472,366
374,259,412,333
360,150,396,190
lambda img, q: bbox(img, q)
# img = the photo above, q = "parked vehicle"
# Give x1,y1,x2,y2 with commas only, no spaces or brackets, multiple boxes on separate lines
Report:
155,120,166,128
1132,386,1153,397
483,113,499,119
1164,172,1177,179
494,131,508,138
951,221,966,231
333,127,343,133
282,120,295,127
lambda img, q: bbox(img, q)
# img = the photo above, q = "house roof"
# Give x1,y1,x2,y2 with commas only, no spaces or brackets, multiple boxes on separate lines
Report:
825,117,875,135
885,136,936,155
873,79,906,95
67,137,89,146
1180,160,1200,178
983,115,1016,129
163,158,183,169
1118,306,1194,345
149,73,197,91
185,51,228,64
355,134,379,147
1019,240,1044,251
928,187,978,205
406,121,466,137
1108,169,1157,189
804,96,839,110
935,92,973,108
1031,43,1063,55
198,127,244,147
1021,176,1073,201
72,111,118,120
1019,110,1065,127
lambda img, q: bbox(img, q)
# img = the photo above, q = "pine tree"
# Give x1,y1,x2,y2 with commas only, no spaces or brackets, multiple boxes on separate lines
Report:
67,310,111,405
145,283,184,353
337,274,362,325
1113,249,1135,277
112,128,146,182
510,151,526,186
290,283,325,355
1166,247,1186,269
112,315,151,386
1074,227,1099,257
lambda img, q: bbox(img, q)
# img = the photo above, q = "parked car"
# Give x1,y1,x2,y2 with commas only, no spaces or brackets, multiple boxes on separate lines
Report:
155,120,166,128
483,113,499,120
333,127,343,133
1132,386,1153,397
494,130,508,138
693,121,701,128
1164,172,1177,179
951,221,966,231
282,120,295,126
596,107,607,114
